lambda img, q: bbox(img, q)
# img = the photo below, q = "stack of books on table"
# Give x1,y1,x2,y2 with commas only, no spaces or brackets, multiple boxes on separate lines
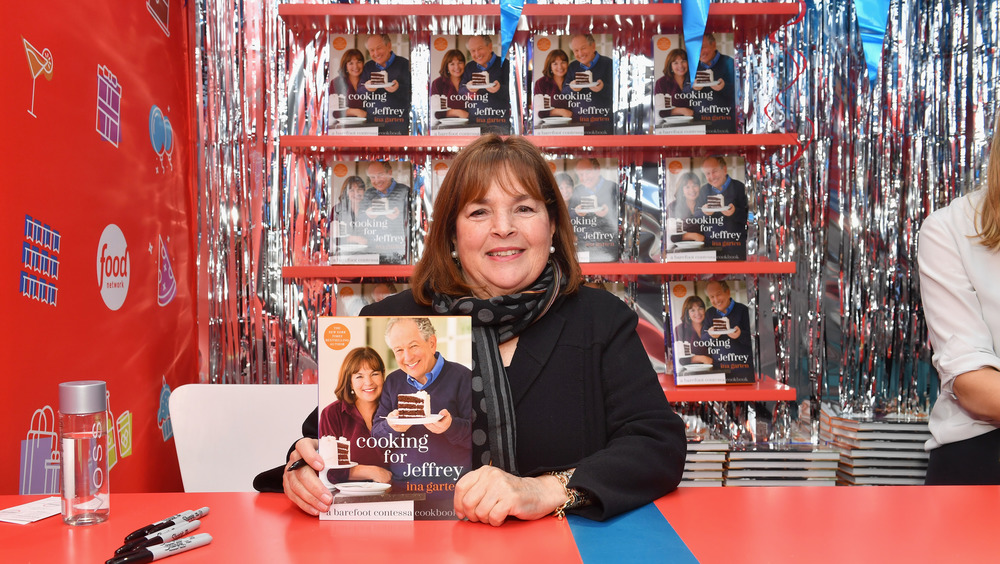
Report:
680,440,729,487
818,403,930,485
724,445,840,487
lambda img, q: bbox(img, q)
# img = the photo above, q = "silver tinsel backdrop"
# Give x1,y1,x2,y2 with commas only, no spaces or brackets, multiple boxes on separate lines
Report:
193,0,999,441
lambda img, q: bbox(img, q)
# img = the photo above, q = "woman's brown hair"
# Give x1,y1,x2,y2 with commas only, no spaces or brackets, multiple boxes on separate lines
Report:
976,110,1000,250
333,347,385,405
411,135,582,304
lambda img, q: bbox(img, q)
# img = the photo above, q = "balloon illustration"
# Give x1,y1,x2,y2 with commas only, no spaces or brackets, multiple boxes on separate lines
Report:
149,105,174,171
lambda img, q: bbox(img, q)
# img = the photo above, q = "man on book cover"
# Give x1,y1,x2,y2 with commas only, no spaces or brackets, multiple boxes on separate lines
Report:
360,161,409,264
704,280,754,380
568,158,619,262
697,156,748,260
692,33,735,134
358,34,411,135
566,34,614,135
460,35,510,134
371,318,472,500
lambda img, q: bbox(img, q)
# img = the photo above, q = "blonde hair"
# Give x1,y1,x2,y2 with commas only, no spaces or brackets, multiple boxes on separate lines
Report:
976,110,1000,250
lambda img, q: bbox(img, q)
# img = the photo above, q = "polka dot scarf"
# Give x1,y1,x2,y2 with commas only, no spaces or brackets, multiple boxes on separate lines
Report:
431,261,563,475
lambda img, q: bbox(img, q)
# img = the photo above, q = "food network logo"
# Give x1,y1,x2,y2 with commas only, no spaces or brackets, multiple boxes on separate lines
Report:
97,224,130,310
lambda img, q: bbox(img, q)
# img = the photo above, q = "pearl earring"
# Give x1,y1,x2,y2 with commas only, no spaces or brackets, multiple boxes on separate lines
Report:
549,246,555,254
451,250,458,259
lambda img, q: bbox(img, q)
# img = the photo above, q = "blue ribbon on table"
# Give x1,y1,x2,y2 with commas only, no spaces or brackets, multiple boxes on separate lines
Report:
499,0,526,62
568,503,698,563
855,0,891,86
681,0,710,83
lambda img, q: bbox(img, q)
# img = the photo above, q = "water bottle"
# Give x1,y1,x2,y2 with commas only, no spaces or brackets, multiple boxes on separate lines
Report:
59,380,110,525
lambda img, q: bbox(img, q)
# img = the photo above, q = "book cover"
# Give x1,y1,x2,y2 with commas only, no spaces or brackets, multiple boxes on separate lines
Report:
727,469,838,479
652,33,735,135
728,459,839,470
531,33,614,135
317,316,473,521
667,279,755,385
428,34,510,135
664,156,749,262
726,478,836,487
328,33,411,135
551,157,620,262
329,159,411,264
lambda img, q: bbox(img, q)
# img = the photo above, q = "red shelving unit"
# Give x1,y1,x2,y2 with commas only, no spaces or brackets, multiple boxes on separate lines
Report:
281,260,795,281
281,133,800,161
662,376,795,402
279,3,802,42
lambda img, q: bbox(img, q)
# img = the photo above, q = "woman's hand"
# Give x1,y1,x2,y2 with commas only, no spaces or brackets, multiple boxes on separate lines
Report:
282,438,332,516
453,466,568,526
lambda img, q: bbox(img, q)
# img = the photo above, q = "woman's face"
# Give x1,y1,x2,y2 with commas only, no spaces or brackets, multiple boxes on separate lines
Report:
687,302,706,324
447,57,464,78
683,180,700,202
550,57,568,78
345,181,365,204
671,57,688,78
454,177,555,298
346,57,364,78
350,362,383,404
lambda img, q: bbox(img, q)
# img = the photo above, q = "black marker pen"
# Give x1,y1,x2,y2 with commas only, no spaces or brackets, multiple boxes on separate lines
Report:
122,507,209,542
113,519,201,556
106,533,212,564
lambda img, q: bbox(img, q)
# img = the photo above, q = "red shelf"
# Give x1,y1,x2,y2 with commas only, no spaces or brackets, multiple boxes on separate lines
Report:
279,3,802,41
281,134,799,160
662,375,795,402
281,260,795,281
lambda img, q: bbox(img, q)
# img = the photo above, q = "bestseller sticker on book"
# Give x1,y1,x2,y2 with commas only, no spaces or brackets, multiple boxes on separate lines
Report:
317,316,473,521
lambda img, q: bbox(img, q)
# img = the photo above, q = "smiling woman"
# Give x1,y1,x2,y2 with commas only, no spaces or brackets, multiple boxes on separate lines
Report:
272,135,686,525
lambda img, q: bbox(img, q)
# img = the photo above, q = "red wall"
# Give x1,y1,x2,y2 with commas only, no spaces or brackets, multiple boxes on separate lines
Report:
0,1,196,493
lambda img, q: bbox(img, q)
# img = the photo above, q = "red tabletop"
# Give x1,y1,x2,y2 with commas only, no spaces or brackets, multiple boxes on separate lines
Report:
2,486,999,563
655,486,1000,563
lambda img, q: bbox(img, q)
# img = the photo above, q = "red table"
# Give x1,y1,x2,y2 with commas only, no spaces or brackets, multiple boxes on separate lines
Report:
2,486,998,563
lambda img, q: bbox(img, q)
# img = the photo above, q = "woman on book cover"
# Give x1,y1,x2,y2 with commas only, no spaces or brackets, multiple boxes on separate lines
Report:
330,48,367,118
672,295,713,366
431,49,469,119
653,48,694,117
669,172,706,243
275,135,686,525
533,49,573,119
318,346,392,485
918,110,1000,484
332,175,369,248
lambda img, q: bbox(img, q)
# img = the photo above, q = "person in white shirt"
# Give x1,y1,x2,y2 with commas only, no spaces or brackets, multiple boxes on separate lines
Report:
918,110,1000,484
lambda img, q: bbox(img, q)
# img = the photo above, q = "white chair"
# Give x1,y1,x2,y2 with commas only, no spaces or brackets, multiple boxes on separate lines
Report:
169,384,316,492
